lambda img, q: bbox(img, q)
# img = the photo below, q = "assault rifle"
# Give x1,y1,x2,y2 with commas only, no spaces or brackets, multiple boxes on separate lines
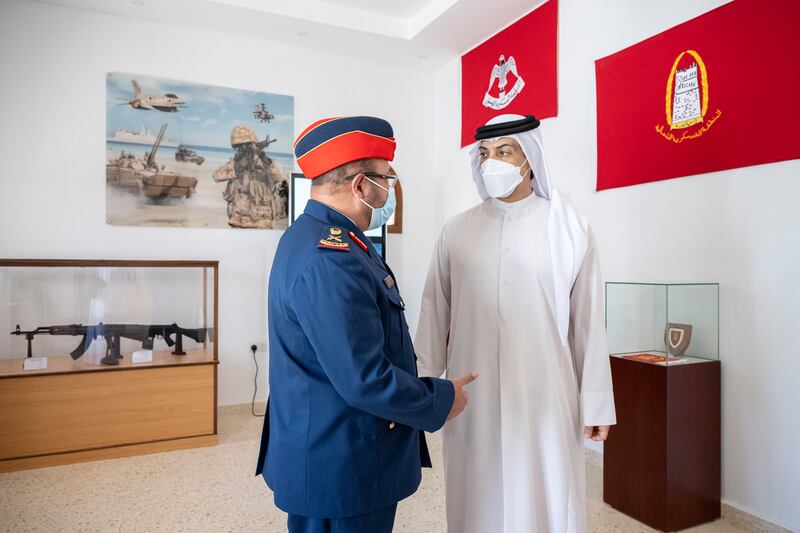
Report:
10,323,207,366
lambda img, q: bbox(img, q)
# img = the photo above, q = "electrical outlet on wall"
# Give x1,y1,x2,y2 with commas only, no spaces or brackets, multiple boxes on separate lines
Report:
256,342,267,352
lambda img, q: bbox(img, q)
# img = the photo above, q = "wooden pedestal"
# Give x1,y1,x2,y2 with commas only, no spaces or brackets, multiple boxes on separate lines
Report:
604,356,721,532
0,348,218,472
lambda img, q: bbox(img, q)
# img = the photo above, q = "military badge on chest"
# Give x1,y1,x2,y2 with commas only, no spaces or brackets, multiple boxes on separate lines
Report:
318,226,350,251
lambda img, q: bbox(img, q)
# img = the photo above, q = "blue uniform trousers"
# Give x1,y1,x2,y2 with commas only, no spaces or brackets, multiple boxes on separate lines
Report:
287,503,397,533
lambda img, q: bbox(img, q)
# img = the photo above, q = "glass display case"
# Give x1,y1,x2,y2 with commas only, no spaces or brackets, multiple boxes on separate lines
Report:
605,282,719,366
0,259,217,373
0,259,220,472
603,281,721,530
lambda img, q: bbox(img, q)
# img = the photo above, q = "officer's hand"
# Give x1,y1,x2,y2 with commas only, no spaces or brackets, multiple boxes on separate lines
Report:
447,372,478,420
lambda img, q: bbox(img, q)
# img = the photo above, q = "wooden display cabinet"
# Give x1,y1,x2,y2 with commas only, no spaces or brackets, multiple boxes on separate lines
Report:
0,259,219,472
604,356,721,531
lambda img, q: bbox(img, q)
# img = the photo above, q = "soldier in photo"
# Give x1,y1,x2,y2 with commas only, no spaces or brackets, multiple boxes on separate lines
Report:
212,125,287,229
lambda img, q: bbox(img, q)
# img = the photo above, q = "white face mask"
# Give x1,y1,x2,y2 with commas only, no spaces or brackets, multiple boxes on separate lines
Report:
479,158,529,198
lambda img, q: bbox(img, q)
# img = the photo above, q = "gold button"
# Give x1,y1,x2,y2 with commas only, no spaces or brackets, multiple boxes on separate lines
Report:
388,422,396,429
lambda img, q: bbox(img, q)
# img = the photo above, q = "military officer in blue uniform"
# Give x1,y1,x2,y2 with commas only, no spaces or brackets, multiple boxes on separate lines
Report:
256,116,478,532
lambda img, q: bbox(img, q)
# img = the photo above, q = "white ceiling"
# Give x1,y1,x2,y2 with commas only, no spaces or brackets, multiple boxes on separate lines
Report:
316,0,435,19
213,0,441,21
34,0,545,68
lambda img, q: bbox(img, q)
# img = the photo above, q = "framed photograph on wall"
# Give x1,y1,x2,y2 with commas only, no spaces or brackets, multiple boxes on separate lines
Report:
290,173,386,260
106,72,294,229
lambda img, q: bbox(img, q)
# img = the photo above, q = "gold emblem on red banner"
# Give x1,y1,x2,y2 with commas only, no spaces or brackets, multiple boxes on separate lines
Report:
655,50,721,143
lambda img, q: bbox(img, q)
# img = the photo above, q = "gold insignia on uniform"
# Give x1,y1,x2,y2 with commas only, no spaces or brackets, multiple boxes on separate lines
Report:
318,226,350,251
326,227,344,242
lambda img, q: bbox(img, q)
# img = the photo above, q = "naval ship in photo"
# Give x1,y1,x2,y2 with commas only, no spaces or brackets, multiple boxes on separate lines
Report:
109,124,178,147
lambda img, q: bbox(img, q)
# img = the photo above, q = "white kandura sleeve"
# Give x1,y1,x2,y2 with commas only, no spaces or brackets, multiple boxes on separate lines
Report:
415,225,452,378
569,227,617,427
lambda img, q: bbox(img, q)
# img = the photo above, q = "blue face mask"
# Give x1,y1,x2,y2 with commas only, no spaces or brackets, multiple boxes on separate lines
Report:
360,177,396,231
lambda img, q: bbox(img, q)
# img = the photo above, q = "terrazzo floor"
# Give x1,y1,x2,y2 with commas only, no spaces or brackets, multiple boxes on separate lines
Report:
0,406,752,533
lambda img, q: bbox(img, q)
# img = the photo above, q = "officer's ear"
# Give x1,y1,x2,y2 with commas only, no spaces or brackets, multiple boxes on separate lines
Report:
350,173,368,200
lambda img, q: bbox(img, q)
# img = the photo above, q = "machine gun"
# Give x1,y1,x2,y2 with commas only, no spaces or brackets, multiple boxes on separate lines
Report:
255,135,277,151
10,323,207,366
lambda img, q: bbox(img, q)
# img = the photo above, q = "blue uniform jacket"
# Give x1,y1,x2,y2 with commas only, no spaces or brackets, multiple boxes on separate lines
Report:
255,199,455,519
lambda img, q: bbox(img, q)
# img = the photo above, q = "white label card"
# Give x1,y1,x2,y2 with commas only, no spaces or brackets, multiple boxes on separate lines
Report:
132,350,153,364
23,357,48,371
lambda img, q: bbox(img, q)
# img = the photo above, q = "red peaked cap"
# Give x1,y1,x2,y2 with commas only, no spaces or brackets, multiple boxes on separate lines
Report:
294,116,396,179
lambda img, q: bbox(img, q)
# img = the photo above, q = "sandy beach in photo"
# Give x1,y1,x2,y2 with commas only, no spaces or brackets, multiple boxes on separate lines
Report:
106,143,292,229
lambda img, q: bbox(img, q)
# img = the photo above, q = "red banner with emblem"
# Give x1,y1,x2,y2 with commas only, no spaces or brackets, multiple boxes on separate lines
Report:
595,0,800,191
460,0,558,147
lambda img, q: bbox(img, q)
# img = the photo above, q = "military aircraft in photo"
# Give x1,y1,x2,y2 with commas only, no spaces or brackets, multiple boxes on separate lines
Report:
253,102,274,123
123,80,186,112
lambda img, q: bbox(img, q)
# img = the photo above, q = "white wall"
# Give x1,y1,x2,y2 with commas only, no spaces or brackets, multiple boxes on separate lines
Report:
0,0,438,407
432,0,800,530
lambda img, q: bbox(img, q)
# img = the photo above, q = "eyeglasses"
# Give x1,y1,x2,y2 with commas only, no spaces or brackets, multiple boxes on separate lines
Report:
345,172,398,189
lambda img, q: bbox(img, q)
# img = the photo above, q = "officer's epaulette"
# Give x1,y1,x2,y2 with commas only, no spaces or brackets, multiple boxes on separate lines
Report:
318,226,350,251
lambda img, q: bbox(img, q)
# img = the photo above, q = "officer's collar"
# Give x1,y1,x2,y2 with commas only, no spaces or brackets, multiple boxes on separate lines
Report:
305,199,387,269
305,199,365,239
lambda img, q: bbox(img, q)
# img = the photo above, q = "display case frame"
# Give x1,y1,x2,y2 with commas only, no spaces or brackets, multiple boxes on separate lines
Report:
0,259,220,472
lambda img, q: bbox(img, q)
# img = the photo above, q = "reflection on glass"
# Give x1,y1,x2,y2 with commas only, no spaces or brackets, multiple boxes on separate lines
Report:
605,282,719,366
1,264,216,369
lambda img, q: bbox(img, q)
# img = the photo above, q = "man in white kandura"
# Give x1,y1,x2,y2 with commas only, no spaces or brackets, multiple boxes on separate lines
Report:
415,114,616,533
